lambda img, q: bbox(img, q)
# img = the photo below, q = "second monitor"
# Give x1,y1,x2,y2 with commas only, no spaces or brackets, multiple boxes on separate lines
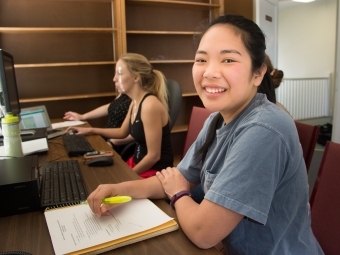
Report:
0,49,21,117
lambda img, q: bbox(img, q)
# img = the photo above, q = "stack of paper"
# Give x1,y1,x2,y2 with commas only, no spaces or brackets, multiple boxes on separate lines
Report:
0,138,48,158
44,198,178,255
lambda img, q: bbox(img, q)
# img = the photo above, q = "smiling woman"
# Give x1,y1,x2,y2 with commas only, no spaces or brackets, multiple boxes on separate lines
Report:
85,14,324,255
192,25,267,123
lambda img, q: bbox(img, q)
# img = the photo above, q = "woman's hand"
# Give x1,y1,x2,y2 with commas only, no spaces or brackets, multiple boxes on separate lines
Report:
87,184,123,217
65,126,91,135
156,167,190,199
64,111,83,121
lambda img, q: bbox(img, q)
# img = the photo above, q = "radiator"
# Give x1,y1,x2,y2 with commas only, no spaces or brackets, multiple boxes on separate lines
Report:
276,77,331,120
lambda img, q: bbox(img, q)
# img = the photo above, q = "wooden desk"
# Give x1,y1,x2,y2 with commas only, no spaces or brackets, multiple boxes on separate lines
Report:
0,126,220,255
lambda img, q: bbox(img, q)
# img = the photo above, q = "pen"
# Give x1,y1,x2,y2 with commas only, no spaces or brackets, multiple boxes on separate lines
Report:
82,196,132,205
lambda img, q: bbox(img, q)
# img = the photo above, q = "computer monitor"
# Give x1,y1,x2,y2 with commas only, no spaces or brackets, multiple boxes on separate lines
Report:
0,49,21,116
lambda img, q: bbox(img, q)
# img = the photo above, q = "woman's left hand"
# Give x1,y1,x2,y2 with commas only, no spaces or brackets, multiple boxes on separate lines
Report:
156,167,190,199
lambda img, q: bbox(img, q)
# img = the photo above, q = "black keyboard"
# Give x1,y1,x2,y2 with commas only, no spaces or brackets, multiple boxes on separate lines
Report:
41,160,88,208
62,134,95,156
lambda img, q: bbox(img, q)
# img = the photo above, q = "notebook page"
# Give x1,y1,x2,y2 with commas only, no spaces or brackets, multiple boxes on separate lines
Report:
45,198,175,255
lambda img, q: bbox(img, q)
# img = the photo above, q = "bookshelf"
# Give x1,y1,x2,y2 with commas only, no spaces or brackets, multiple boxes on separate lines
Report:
124,0,223,155
0,0,123,127
0,0,253,158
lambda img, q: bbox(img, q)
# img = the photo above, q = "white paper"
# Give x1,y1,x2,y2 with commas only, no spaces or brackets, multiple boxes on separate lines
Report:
0,137,48,158
45,199,174,255
51,121,85,129
22,138,49,155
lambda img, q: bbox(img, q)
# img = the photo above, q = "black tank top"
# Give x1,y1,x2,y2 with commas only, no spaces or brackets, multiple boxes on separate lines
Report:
129,93,173,170
104,94,131,128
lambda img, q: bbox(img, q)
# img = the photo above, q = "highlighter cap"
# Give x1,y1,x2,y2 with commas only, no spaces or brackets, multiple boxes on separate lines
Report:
1,113,20,124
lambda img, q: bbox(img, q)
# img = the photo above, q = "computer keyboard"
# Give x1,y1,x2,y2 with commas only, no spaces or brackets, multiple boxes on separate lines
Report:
62,134,95,156
40,160,88,208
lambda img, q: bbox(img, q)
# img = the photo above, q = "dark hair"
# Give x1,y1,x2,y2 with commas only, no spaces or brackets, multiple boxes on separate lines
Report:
258,54,276,102
258,72,276,103
272,69,284,89
194,14,266,73
193,14,272,164
264,54,284,88
264,54,274,74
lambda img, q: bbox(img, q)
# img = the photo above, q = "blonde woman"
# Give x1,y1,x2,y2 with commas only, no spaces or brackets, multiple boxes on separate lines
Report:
67,53,173,178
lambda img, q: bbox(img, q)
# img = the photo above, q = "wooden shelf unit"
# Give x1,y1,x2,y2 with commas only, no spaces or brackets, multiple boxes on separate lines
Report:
0,27,118,33
124,0,223,155
14,61,116,69
1,0,244,158
0,0,125,128
126,0,221,15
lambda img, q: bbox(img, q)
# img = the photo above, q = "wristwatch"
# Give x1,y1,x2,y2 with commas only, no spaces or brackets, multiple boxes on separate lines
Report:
170,190,191,209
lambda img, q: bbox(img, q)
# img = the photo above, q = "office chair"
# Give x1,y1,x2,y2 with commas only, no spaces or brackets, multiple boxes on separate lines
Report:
309,141,340,255
294,121,319,172
181,106,211,158
119,79,182,161
181,106,211,204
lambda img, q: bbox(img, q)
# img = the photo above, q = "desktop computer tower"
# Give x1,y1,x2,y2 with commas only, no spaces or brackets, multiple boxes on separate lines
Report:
0,155,41,217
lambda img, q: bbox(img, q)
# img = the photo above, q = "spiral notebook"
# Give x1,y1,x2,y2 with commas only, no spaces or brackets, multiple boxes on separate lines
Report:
44,198,178,255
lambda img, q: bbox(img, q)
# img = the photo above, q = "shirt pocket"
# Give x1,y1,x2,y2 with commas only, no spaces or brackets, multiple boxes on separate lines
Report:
202,169,218,193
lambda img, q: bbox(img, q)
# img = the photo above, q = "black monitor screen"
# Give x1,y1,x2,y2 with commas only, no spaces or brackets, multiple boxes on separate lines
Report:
0,49,21,116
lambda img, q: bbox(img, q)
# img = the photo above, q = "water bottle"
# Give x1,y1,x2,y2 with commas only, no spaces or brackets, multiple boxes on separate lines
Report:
1,113,24,157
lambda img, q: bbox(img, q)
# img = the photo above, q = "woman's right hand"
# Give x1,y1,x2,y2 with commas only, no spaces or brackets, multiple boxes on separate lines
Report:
65,126,92,135
63,111,83,121
87,184,123,217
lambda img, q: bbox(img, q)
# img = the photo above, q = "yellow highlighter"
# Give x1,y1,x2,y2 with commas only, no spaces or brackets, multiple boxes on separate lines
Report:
83,196,132,205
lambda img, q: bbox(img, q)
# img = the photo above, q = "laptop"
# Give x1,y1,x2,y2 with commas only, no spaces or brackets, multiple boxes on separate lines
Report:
19,105,65,139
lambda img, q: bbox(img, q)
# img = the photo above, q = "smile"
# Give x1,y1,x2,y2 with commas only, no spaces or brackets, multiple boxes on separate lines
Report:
204,87,226,93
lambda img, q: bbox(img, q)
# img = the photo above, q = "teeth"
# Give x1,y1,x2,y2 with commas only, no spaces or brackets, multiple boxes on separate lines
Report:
205,87,226,93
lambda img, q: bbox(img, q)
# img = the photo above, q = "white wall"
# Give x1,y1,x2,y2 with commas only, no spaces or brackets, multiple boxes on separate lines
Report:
278,0,337,78
254,0,279,66
278,0,340,141
332,0,340,142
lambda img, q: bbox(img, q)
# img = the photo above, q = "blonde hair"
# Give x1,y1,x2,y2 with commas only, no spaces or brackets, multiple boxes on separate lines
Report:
120,53,169,112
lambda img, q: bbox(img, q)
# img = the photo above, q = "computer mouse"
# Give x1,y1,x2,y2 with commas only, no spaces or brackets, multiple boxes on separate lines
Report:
67,130,78,135
87,156,114,167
